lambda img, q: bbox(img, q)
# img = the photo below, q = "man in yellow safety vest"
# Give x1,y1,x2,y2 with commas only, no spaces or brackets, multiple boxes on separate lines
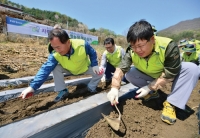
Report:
107,19,200,125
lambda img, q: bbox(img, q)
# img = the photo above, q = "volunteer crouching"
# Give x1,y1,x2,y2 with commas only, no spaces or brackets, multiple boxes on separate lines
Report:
107,20,200,125
20,28,103,102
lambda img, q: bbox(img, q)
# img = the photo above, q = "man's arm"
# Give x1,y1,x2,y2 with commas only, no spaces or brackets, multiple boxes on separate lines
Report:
163,41,181,79
85,41,98,67
120,47,126,58
118,46,133,73
30,53,58,90
111,47,133,89
148,41,181,91
100,51,107,69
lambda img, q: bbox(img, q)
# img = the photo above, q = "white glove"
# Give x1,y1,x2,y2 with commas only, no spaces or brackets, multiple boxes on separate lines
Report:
93,66,104,75
20,86,34,99
101,75,106,82
135,86,151,98
92,66,100,74
107,88,119,105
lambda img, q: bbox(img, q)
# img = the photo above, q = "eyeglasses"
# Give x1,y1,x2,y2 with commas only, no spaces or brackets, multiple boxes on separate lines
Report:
105,45,114,50
130,40,149,51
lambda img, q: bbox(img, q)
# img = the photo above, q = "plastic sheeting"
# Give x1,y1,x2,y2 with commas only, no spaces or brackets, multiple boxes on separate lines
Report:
0,76,32,86
0,75,48,87
0,77,91,102
0,73,73,87
0,82,138,138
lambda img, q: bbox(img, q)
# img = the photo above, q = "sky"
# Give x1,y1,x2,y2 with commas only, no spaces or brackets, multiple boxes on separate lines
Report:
9,0,200,35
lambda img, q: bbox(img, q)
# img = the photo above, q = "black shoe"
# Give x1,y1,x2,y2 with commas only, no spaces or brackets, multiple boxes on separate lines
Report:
142,91,160,101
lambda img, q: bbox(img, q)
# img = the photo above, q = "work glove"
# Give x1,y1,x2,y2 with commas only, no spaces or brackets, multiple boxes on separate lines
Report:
19,86,34,99
101,75,106,82
99,67,104,75
92,66,104,75
135,85,151,98
148,73,173,91
107,88,119,105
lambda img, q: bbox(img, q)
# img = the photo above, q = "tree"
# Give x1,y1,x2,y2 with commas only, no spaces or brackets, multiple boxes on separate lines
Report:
89,28,96,32
0,0,8,4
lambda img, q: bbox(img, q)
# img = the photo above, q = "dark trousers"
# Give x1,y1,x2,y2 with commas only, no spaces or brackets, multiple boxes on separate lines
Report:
105,62,116,80
105,62,128,82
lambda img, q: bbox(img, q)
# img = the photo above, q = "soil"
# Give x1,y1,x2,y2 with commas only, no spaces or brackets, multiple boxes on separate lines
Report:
0,41,200,137
86,83,200,138
0,82,111,126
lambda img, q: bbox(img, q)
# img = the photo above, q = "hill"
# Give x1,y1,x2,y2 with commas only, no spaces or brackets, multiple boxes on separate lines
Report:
158,17,200,36
0,0,126,45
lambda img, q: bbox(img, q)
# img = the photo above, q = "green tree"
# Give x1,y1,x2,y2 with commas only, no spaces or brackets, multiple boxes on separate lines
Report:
0,0,8,4
89,28,96,32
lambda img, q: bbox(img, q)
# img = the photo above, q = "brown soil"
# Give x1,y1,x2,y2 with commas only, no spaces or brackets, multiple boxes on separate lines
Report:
0,41,200,137
0,82,111,126
86,83,200,138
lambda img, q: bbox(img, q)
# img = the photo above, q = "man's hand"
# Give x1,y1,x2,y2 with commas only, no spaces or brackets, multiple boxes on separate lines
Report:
92,66,104,75
19,87,34,99
107,88,119,105
135,86,151,98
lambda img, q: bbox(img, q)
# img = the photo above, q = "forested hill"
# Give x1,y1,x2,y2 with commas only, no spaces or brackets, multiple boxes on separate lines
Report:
158,17,200,36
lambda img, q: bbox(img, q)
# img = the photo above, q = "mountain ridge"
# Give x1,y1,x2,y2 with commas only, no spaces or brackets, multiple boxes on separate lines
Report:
159,17,200,35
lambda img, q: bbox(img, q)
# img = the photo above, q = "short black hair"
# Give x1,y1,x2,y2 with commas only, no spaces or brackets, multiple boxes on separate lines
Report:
48,28,69,44
127,19,154,44
104,37,115,45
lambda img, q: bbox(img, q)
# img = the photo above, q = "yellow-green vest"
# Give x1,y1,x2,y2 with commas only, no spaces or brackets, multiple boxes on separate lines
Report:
53,39,90,75
195,40,200,52
182,52,199,62
188,40,200,52
188,41,195,44
106,46,122,67
131,36,172,78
